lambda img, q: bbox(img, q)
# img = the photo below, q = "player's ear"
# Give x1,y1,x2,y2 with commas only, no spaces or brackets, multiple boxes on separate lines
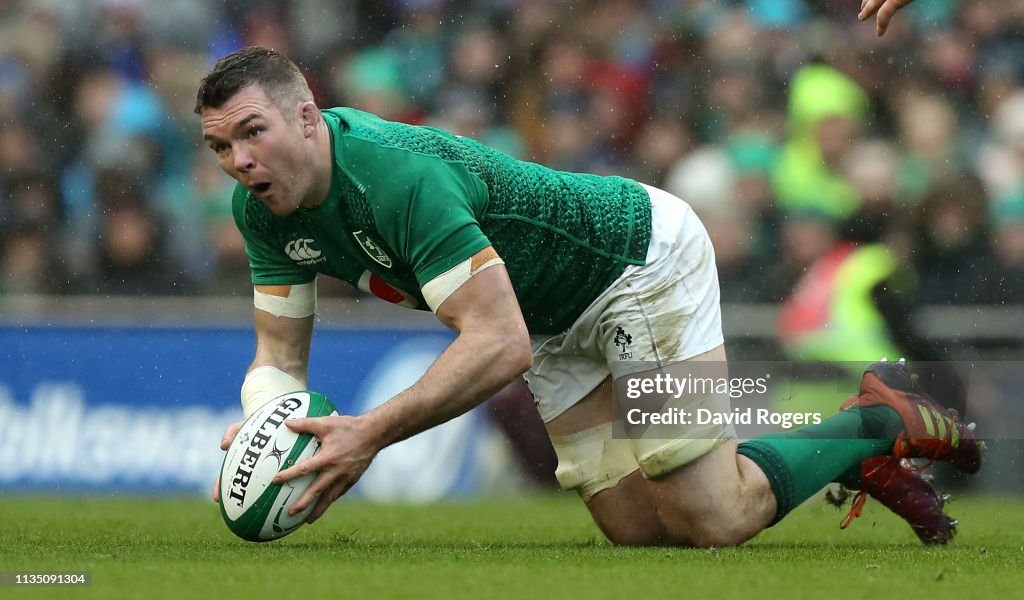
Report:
299,101,319,137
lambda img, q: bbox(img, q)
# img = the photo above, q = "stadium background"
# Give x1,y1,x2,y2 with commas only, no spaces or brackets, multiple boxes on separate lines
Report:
1,0,1023,502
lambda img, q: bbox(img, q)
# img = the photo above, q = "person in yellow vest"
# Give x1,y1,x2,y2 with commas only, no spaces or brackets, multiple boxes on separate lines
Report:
778,220,904,364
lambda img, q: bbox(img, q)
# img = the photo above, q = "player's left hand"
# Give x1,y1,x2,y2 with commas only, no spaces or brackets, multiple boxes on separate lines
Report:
212,420,244,503
859,0,915,37
272,414,381,523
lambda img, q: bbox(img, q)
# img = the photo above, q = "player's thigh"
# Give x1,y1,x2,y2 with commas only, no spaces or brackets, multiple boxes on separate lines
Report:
625,344,734,479
544,374,613,436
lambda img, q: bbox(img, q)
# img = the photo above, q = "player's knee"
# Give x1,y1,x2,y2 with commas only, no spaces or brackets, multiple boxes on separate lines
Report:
675,519,755,548
660,503,761,548
657,508,757,547
594,495,758,548
587,485,670,546
597,519,670,547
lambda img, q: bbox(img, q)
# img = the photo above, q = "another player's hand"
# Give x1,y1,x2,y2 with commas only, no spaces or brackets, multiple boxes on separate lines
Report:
859,0,914,37
273,414,381,523
212,420,244,503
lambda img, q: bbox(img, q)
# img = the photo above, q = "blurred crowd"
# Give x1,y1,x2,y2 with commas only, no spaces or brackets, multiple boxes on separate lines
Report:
1,0,1023,306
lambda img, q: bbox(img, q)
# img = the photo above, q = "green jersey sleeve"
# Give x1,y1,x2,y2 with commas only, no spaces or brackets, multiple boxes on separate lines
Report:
349,140,493,287
231,184,316,285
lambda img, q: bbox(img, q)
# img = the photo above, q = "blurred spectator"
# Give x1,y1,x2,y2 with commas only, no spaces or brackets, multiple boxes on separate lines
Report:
842,139,902,238
186,153,250,295
0,125,48,205
760,209,840,303
0,223,69,295
89,169,191,296
892,90,962,200
382,1,448,114
3,171,62,230
984,194,1024,303
665,146,773,302
978,90,1024,207
913,177,997,305
330,47,419,123
426,25,525,157
773,63,868,221
0,0,1017,305
628,117,692,185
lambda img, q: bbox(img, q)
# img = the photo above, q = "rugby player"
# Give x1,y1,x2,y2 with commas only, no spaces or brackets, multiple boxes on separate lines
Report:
201,0,977,547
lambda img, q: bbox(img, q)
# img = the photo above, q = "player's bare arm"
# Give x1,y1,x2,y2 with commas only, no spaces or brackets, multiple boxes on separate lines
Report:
212,285,314,502
248,290,314,383
275,253,532,522
859,0,915,37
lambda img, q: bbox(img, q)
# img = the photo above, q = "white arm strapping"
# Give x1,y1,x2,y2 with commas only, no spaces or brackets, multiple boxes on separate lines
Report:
421,256,505,312
241,366,306,417
253,280,317,318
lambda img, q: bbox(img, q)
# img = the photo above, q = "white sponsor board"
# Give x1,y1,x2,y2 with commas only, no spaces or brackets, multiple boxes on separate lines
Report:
0,382,236,492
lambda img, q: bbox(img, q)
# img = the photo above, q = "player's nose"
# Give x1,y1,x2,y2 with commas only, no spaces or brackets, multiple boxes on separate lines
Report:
233,145,256,173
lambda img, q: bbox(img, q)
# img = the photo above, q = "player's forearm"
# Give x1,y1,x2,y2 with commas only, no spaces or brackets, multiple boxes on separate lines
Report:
243,311,315,416
248,354,308,385
360,328,532,449
250,310,314,383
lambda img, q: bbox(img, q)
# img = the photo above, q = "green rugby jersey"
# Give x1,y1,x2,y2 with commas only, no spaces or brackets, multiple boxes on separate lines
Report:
233,107,652,334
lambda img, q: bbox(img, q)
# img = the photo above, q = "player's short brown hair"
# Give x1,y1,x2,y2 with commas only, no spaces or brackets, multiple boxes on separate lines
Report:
194,47,313,118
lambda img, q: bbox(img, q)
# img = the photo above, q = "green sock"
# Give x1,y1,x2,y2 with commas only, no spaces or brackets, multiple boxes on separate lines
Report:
833,464,862,489
737,406,901,525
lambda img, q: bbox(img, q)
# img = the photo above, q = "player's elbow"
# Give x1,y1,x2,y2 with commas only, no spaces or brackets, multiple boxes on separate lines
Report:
495,325,533,378
489,322,533,379
510,333,534,375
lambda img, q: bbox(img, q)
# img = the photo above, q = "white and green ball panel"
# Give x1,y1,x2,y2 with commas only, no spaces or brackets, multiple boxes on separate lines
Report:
219,391,338,542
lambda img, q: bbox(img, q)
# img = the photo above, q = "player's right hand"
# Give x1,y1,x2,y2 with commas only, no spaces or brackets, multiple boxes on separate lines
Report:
859,0,915,37
212,420,244,503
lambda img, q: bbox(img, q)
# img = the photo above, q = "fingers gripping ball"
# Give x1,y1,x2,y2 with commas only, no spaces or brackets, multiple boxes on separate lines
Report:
219,391,338,542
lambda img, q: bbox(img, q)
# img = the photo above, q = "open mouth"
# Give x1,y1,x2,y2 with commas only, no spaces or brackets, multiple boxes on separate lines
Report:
251,182,272,195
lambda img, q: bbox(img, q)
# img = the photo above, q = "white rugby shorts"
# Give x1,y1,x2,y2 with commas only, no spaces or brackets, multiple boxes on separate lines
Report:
524,183,724,423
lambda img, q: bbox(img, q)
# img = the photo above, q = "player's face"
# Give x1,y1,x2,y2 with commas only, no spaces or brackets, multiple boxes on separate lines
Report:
201,85,314,217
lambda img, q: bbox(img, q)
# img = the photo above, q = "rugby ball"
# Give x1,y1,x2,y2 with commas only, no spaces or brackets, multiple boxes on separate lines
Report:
219,391,338,542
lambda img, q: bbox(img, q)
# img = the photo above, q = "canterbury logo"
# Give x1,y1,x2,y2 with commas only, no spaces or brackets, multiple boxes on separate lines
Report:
285,239,324,264
917,405,959,447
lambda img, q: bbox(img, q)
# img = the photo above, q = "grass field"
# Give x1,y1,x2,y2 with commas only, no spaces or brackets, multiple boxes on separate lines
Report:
1,493,1022,599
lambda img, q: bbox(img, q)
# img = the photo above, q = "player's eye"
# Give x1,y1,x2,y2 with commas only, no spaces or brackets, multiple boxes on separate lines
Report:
210,142,229,154
248,127,263,139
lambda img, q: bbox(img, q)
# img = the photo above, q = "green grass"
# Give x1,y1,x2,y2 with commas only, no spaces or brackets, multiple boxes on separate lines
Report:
1,494,1022,599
